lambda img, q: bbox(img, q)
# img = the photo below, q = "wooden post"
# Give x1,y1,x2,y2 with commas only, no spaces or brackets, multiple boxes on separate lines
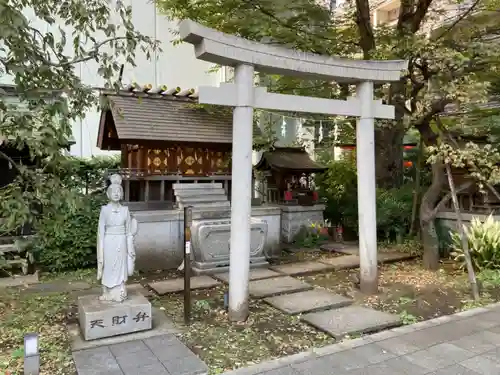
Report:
160,180,165,201
183,206,193,325
144,180,150,202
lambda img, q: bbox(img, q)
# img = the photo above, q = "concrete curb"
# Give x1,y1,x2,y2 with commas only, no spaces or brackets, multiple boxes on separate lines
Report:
221,302,498,374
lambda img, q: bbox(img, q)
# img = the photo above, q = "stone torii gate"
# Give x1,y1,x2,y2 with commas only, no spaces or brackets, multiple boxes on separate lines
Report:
179,20,407,322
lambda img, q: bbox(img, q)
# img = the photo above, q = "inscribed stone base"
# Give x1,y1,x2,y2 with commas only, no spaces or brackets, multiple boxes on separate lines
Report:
78,292,152,341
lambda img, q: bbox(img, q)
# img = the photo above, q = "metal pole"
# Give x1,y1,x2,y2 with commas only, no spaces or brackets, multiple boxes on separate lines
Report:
183,206,193,325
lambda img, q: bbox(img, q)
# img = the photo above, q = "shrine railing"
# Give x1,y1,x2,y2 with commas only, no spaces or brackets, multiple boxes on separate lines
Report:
105,168,232,211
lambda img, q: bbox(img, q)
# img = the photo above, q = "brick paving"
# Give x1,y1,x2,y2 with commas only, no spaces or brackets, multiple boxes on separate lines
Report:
73,334,207,375
222,303,500,375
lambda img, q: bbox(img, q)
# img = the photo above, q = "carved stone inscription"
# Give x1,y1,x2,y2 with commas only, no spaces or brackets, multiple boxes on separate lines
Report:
78,293,152,341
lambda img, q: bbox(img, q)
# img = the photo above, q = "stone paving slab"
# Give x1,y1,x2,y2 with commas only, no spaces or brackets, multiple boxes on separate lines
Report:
301,305,401,339
249,276,313,298
269,261,335,276
149,276,220,295
0,271,39,288
264,289,353,315
320,242,359,255
317,254,360,269
20,280,92,295
221,303,500,375
73,333,208,375
212,268,282,283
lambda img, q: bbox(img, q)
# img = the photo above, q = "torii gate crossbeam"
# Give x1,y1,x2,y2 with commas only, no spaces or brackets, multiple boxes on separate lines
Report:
179,19,407,322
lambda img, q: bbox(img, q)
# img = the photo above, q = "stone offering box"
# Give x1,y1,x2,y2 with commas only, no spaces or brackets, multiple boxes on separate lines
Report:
190,217,268,274
78,292,152,341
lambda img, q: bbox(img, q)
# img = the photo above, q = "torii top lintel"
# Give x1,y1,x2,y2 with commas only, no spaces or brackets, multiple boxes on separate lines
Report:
179,20,407,84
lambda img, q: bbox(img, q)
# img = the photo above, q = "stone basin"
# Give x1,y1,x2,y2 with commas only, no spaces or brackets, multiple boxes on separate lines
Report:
190,218,268,274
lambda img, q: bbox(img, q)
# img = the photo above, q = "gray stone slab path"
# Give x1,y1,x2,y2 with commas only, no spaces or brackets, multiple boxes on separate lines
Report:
301,305,401,339
149,276,220,295
212,268,282,283
249,276,313,298
221,302,500,375
73,334,208,375
264,289,352,315
270,261,336,276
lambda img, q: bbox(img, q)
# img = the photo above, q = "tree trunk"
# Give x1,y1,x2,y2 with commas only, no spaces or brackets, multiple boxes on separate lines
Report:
375,123,405,189
409,138,423,236
421,219,440,270
420,161,445,270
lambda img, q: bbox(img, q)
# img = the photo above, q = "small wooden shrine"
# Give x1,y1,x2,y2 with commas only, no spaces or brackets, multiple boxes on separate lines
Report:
254,147,327,205
97,85,244,210
442,133,500,213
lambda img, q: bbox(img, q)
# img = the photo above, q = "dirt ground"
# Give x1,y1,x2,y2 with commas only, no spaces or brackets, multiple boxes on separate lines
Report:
2,251,500,375
154,258,500,373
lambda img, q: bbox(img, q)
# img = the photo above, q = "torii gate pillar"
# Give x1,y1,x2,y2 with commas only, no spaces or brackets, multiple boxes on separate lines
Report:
179,20,406,321
228,64,255,321
356,81,378,294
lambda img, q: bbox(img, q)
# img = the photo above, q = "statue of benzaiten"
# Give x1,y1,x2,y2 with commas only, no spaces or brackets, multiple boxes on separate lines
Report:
97,174,138,303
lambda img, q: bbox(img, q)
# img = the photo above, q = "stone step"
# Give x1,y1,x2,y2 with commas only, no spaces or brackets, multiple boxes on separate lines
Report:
264,289,353,315
270,261,336,276
173,183,223,190
178,195,228,203
301,305,401,339
177,201,230,209
248,276,313,298
212,268,282,283
174,188,226,197
148,276,220,295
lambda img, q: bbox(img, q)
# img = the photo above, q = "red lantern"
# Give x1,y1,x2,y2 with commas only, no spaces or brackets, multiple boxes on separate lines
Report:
284,191,293,201
312,191,319,201
404,161,413,168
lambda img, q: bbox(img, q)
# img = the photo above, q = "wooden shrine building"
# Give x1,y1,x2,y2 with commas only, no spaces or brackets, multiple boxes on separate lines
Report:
254,147,327,205
97,85,240,210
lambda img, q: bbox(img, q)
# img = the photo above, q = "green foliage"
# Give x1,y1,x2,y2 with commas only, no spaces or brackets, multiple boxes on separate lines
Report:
29,156,118,271
0,0,158,236
477,269,500,288
376,185,414,240
292,222,329,248
315,158,358,229
399,310,419,325
316,159,414,240
451,215,500,271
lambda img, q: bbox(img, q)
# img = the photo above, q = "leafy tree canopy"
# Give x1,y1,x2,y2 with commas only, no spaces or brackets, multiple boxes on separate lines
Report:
0,0,158,233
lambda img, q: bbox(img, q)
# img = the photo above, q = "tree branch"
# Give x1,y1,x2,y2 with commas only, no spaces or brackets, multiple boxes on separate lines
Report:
354,0,375,58
431,180,474,217
435,0,482,41
0,150,21,173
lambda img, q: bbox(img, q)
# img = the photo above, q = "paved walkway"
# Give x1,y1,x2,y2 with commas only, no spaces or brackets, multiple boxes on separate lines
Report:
222,303,500,375
73,334,208,375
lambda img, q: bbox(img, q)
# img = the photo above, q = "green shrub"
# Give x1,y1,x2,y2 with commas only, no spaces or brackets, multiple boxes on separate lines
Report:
315,158,358,232
31,193,105,272
28,156,119,272
451,215,500,271
316,159,414,240
376,185,413,240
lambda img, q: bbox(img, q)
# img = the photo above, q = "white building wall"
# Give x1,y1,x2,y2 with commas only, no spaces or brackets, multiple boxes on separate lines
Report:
0,1,221,158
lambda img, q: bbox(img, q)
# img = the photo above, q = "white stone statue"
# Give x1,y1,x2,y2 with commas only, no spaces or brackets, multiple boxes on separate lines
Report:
97,174,138,303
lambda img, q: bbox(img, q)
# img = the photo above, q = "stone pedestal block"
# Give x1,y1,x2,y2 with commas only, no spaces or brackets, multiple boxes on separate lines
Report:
281,204,326,243
78,292,152,341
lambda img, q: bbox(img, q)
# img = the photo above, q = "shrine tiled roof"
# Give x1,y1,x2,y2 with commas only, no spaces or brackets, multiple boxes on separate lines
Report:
97,84,237,148
254,147,327,173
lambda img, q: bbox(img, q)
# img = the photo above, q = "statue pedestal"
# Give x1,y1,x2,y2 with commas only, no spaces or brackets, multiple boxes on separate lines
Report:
78,292,152,341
